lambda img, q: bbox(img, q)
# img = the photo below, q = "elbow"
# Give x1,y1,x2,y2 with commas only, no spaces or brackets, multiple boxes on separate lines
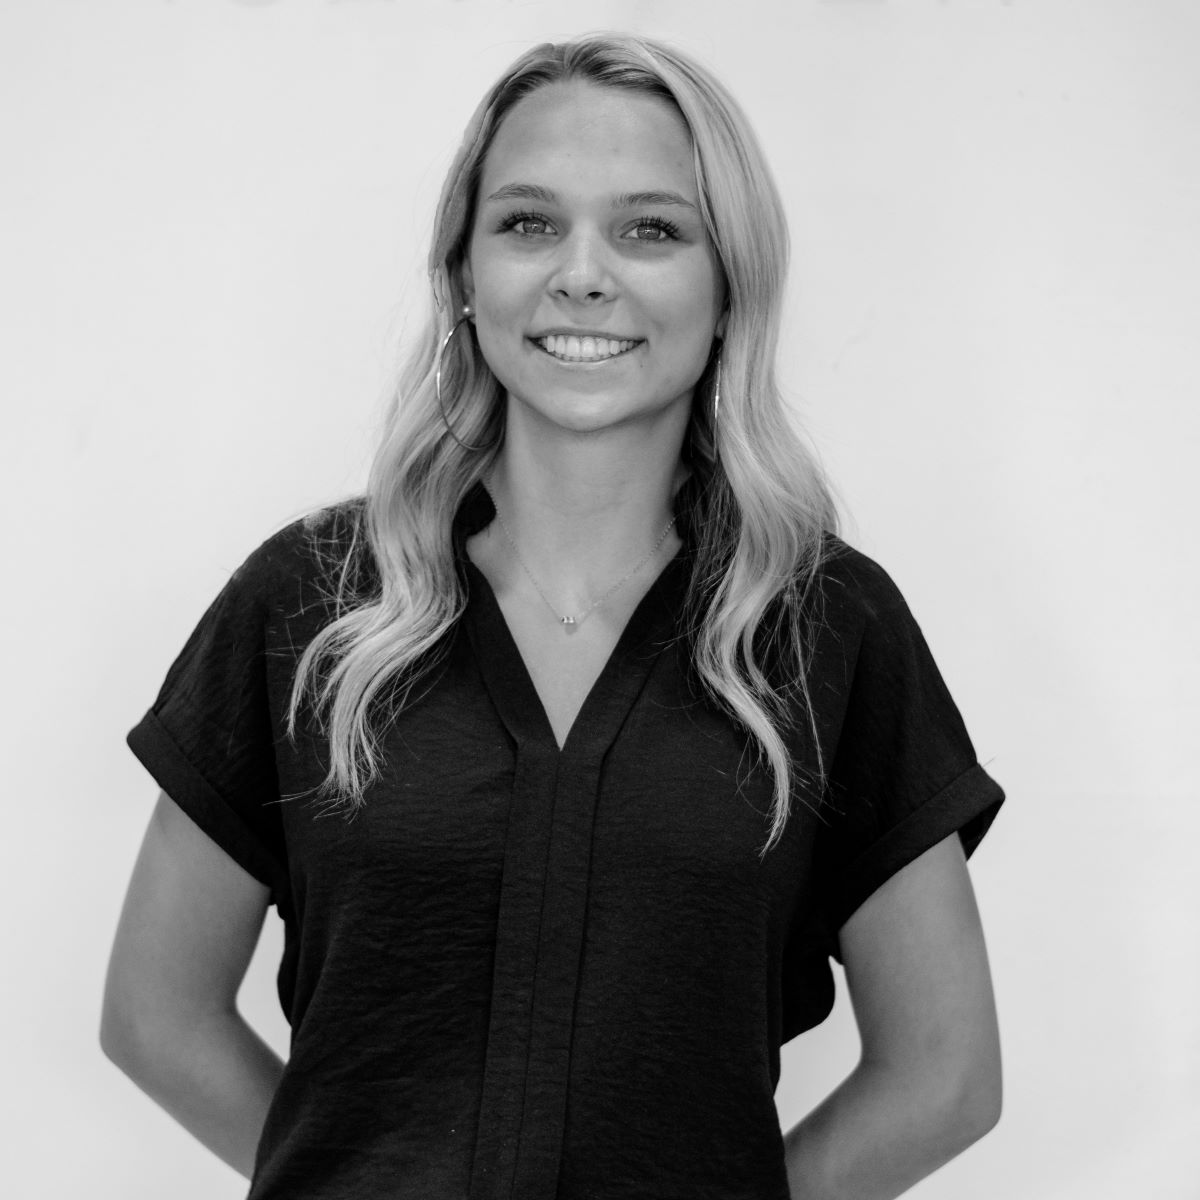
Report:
938,1052,1003,1150
99,989,142,1071
863,1042,1001,1157
915,1012,1004,1150
99,978,170,1075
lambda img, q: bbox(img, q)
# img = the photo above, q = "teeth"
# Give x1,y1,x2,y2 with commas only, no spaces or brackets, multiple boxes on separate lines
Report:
536,335,638,362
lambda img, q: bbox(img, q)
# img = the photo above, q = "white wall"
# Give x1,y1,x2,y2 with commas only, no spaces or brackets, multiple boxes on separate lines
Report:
2,1,1196,1196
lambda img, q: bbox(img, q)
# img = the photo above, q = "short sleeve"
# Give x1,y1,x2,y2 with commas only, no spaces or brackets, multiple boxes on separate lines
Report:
126,538,290,906
814,562,1004,951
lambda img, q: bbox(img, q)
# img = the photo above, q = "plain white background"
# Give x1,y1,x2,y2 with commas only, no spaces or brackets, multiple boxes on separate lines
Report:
2,1,1197,1196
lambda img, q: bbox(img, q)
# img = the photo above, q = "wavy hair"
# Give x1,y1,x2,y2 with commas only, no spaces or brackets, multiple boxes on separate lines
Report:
287,33,838,857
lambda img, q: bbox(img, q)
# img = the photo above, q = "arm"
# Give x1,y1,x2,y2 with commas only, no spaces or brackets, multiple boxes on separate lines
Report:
783,834,1001,1199
100,790,286,1180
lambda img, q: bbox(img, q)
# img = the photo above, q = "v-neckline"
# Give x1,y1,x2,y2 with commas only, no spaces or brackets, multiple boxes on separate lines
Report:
461,548,688,757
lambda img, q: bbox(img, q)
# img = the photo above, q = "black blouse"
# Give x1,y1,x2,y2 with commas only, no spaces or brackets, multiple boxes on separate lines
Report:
127,488,1003,1200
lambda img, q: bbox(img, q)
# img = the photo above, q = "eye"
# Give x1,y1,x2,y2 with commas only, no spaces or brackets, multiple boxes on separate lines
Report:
624,216,681,243
498,210,554,238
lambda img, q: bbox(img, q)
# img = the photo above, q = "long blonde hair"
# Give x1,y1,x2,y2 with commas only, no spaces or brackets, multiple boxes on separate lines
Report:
288,34,838,857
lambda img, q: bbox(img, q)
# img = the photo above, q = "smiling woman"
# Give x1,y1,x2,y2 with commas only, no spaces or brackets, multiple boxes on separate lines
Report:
103,32,1004,1200
465,82,725,445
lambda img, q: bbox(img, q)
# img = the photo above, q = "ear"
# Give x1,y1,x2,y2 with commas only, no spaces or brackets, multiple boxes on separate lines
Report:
715,307,729,340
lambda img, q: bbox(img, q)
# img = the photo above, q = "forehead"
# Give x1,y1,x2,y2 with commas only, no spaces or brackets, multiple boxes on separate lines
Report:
478,80,698,202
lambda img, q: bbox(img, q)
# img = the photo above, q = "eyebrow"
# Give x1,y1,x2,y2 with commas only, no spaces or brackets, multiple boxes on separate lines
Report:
484,183,697,210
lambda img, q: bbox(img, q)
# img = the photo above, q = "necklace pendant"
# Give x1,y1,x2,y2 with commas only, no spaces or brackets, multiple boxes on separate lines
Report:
560,615,576,626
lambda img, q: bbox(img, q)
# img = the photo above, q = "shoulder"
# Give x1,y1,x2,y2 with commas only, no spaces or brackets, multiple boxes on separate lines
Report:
813,533,912,636
800,534,950,713
240,495,366,576
223,496,370,617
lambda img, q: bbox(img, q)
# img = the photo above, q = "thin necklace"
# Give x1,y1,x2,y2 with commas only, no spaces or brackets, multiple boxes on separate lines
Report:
488,493,677,632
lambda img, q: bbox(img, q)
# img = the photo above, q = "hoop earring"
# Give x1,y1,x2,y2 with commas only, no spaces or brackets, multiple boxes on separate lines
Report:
712,353,721,426
435,305,495,453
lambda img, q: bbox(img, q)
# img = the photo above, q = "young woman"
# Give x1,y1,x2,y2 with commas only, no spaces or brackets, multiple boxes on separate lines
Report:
102,34,1004,1200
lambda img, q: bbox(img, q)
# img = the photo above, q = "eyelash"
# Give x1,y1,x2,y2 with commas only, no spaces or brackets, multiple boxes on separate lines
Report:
496,210,549,236
496,210,681,242
632,215,681,242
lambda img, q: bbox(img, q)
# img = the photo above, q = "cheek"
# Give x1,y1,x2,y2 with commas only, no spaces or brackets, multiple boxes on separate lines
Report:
665,254,721,316
472,322,514,385
668,268,723,350
470,250,533,321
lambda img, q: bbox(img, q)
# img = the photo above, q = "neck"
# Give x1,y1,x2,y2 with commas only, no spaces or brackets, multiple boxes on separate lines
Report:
480,408,687,603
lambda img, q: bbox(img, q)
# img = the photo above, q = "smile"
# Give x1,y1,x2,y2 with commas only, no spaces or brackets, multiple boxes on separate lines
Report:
532,334,641,363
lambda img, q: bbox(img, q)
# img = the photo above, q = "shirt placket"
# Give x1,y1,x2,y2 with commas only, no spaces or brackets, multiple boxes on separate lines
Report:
463,563,679,1200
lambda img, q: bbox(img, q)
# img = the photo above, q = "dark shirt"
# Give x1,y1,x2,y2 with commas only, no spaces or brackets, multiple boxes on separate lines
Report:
127,486,1003,1199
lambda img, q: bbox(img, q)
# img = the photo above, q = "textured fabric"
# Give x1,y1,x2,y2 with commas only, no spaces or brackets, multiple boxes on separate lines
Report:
126,486,1003,1200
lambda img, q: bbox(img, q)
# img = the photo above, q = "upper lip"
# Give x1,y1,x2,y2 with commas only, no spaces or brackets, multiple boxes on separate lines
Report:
529,328,643,341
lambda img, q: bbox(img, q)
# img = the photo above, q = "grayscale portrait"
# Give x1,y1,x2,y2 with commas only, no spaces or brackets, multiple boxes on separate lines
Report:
2,3,1195,1198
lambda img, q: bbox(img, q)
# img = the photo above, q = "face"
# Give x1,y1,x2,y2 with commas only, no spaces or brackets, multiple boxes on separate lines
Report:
462,81,727,437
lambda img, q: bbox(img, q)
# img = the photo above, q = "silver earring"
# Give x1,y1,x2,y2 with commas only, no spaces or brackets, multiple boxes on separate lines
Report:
712,353,722,426
434,305,495,453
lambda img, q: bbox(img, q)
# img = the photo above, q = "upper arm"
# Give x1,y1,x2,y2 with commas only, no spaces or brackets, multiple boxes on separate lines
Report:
101,789,272,1057
838,833,1001,1120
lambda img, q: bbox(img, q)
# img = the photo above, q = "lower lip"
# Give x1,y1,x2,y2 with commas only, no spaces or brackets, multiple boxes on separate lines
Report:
528,338,642,365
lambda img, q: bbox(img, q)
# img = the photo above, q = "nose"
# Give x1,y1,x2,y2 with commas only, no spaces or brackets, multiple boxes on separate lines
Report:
548,227,615,305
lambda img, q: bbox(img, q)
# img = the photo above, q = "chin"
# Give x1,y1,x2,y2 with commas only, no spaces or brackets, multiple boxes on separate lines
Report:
538,405,633,436
539,401,676,439
507,383,691,437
